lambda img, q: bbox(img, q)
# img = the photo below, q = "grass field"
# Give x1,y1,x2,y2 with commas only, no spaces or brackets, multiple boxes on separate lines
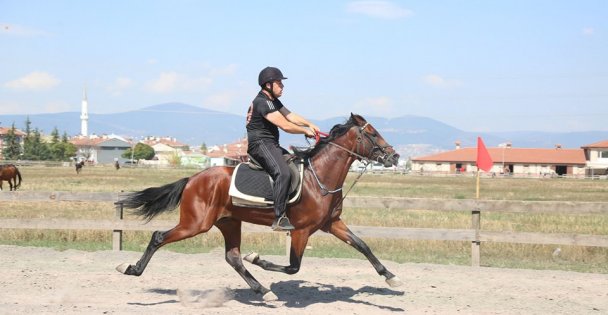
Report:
1,164,607,273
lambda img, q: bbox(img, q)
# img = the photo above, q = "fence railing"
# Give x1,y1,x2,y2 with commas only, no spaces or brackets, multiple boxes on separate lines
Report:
1,191,607,266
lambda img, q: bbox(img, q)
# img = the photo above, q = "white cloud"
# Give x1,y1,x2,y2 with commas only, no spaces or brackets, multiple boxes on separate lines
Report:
582,27,595,36
347,1,412,20
0,23,48,37
0,99,70,115
146,72,178,93
422,74,462,88
145,72,212,93
107,77,134,96
4,72,60,91
203,90,238,107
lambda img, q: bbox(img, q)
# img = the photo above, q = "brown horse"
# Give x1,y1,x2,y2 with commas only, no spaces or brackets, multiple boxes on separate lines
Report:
0,164,22,191
116,114,402,301
75,161,85,174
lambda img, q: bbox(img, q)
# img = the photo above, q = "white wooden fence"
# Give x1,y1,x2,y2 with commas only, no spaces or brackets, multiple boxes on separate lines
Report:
1,192,607,266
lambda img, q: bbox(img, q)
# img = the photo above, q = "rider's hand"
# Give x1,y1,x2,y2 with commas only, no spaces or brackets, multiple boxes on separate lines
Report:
304,128,316,138
308,123,321,134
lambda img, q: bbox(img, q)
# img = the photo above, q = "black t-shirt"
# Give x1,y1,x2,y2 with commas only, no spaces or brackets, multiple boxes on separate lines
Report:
246,91,284,147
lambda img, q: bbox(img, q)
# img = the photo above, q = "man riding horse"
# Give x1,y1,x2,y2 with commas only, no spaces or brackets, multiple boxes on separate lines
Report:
246,66,320,231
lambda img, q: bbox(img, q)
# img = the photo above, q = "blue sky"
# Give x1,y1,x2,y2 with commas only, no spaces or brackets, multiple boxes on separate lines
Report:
1,0,607,132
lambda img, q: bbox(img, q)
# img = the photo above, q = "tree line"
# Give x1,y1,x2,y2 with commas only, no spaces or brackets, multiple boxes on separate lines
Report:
2,118,77,161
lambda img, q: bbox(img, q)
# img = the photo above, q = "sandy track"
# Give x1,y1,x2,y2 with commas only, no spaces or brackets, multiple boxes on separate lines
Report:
0,245,606,314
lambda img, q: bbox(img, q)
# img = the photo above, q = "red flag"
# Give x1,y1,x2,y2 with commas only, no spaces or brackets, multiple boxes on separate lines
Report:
476,137,493,172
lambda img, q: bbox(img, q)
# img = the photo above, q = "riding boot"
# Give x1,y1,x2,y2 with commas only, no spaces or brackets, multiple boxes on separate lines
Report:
271,213,295,231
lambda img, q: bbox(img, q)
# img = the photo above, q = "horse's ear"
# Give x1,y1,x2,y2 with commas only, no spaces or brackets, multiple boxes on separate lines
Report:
350,113,364,125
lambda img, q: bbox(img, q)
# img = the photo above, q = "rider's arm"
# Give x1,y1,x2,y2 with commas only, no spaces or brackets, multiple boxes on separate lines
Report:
280,107,320,134
265,111,315,136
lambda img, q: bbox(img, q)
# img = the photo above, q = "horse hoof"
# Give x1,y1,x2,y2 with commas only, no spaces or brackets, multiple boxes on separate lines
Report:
116,263,130,274
263,291,278,301
243,252,259,264
386,276,404,287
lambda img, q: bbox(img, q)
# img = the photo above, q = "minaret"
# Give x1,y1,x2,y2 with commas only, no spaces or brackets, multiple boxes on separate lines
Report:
80,87,89,137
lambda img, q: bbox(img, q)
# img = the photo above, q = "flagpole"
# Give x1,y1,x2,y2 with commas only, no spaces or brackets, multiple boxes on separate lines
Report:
475,136,493,200
476,169,480,199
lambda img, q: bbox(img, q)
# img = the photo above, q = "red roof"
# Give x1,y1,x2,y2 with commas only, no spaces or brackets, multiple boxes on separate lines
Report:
0,127,26,136
70,137,108,146
413,147,586,165
581,140,608,149
207,138,248,160
142,137,188,148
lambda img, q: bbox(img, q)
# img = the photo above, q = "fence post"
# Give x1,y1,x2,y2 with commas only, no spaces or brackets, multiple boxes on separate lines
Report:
113,202,123,251
471,208,481,267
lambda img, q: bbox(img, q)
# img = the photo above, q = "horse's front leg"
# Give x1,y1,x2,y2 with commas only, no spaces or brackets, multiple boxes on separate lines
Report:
215,218,277,301
243,229,309,275
326,219,403,287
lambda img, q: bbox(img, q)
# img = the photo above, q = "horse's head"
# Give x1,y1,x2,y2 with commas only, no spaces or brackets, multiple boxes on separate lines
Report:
340,113,400,167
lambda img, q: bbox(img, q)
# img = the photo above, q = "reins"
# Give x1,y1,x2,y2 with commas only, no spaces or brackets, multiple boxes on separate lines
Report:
306,127,375,216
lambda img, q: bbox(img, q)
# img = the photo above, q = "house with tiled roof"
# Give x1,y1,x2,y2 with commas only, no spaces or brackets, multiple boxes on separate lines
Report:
581,140,608,176
0,126,26,160
70,134,131,164
411,141,589,177
141,136,189,165
207,137,248,167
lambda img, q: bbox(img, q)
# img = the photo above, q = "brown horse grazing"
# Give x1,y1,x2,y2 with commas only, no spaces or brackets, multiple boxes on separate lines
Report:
116,114,402,301
0,164,22,191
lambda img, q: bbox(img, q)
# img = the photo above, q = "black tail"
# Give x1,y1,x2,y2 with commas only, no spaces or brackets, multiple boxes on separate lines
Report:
119,177,189,222
15,167,22,189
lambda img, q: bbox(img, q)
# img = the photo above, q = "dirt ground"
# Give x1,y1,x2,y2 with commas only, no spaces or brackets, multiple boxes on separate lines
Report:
0,245,606,314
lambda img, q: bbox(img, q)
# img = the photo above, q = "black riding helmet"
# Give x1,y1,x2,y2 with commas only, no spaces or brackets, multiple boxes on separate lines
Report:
258,66,287,87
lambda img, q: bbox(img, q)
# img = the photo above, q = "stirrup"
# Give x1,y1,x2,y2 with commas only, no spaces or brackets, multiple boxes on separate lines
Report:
271,215,295,231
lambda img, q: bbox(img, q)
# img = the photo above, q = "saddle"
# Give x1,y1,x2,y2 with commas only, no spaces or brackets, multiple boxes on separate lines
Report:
229,154,305,208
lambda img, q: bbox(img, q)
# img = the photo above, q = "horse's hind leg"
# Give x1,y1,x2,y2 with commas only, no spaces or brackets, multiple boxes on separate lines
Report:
116,223,211,276
327,219,403,287
215,218,277,301
116,230,166,276
243,229,308,275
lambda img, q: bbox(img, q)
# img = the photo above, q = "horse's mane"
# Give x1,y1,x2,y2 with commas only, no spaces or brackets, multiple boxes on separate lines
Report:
306,115,358,157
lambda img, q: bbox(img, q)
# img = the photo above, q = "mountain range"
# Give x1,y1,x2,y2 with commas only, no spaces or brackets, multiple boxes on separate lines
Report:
3,102,608,158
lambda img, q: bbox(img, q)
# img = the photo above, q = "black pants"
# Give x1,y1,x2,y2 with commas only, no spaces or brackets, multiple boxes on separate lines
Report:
248,140,291,218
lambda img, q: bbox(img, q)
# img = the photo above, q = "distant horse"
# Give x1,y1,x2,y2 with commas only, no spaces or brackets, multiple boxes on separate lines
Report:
0,164,22,191
114,160,120,170
116,114,402,301
75,161,85,174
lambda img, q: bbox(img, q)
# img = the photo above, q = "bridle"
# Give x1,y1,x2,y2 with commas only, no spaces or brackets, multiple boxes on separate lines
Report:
353,122,396,164
307,121,396,197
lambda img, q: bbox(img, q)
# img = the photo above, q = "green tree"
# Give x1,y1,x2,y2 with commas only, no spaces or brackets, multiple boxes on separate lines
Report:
61,132,77,160
24,117,32,137
23,128,51,160
200,142,208,154
1,123,22,160
18,119,74,161
48,127,63,160
122,143,155,160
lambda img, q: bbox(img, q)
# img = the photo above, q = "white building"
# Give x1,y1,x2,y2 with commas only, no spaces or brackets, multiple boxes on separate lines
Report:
582,140,608,176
